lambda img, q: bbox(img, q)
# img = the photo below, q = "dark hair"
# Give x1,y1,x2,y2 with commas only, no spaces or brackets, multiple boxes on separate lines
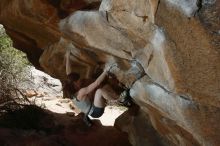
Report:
63,72,80,98
67,72,80,82
63,82,77,98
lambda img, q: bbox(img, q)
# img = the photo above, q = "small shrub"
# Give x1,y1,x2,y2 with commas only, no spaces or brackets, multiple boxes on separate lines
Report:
0,25,31,113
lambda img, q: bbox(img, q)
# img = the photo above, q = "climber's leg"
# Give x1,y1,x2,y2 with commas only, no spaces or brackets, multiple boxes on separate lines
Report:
89,84,119,118
93,84,119,108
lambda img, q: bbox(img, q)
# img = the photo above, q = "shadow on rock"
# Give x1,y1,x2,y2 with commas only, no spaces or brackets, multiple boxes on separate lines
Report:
0,105,131,146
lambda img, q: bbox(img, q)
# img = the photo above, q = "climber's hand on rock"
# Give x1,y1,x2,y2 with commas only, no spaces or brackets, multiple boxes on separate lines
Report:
104,63,117,73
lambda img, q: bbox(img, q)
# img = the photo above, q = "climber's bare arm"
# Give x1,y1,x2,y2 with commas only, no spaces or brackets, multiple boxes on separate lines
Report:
65,49,72,75
77,70,108,100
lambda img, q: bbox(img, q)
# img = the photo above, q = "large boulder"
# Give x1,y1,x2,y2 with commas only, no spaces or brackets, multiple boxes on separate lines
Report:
0,0,219,145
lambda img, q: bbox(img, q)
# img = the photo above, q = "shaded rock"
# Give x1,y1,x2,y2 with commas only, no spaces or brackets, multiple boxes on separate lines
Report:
0,0,220,146
0,105,131,146
115,108,170,146
0,0,61,68
130,75,220,145
156,0,220,107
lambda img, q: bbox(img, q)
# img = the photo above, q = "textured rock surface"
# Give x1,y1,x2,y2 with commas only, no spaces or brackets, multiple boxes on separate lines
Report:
0,106,131,146
0,0,220,146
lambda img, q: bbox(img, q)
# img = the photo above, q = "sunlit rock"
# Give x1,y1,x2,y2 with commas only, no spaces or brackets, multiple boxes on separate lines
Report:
0,0,220,145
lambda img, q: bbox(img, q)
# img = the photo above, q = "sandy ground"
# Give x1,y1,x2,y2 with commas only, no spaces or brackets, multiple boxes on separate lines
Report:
31,96,126,126
27,67,126,126
95,106,127,126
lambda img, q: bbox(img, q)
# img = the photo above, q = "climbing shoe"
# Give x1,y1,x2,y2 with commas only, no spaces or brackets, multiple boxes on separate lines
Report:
83,115,93,127
119,89,133,107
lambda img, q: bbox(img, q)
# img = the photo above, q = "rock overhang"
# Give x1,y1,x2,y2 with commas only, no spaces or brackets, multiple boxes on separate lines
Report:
0,0,220,146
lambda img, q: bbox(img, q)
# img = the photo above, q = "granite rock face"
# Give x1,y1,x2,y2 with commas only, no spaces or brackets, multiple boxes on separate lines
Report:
0,0,220,146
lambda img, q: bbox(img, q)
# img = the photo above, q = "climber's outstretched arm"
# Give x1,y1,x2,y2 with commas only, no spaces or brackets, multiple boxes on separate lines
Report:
77,70,108,100
65,49,71,75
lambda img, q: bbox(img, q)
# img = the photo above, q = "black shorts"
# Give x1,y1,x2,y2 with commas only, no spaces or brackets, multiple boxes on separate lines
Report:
89,105,104,118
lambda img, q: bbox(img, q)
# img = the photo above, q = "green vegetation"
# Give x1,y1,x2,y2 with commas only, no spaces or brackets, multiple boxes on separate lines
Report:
0,25,30,113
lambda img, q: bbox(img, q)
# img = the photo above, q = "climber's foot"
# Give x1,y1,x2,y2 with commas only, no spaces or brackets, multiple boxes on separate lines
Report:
83,115,93,127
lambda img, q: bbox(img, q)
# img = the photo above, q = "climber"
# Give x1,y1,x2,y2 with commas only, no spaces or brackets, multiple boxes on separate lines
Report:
64,66,132,126
68,66,129,111
64,51,132,126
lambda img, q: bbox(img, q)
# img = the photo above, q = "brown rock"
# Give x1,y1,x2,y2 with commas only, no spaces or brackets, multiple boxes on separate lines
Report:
0,106,131,146
25,90,37,98
155,0,220,107
0,0,220,146
130,75,220,146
